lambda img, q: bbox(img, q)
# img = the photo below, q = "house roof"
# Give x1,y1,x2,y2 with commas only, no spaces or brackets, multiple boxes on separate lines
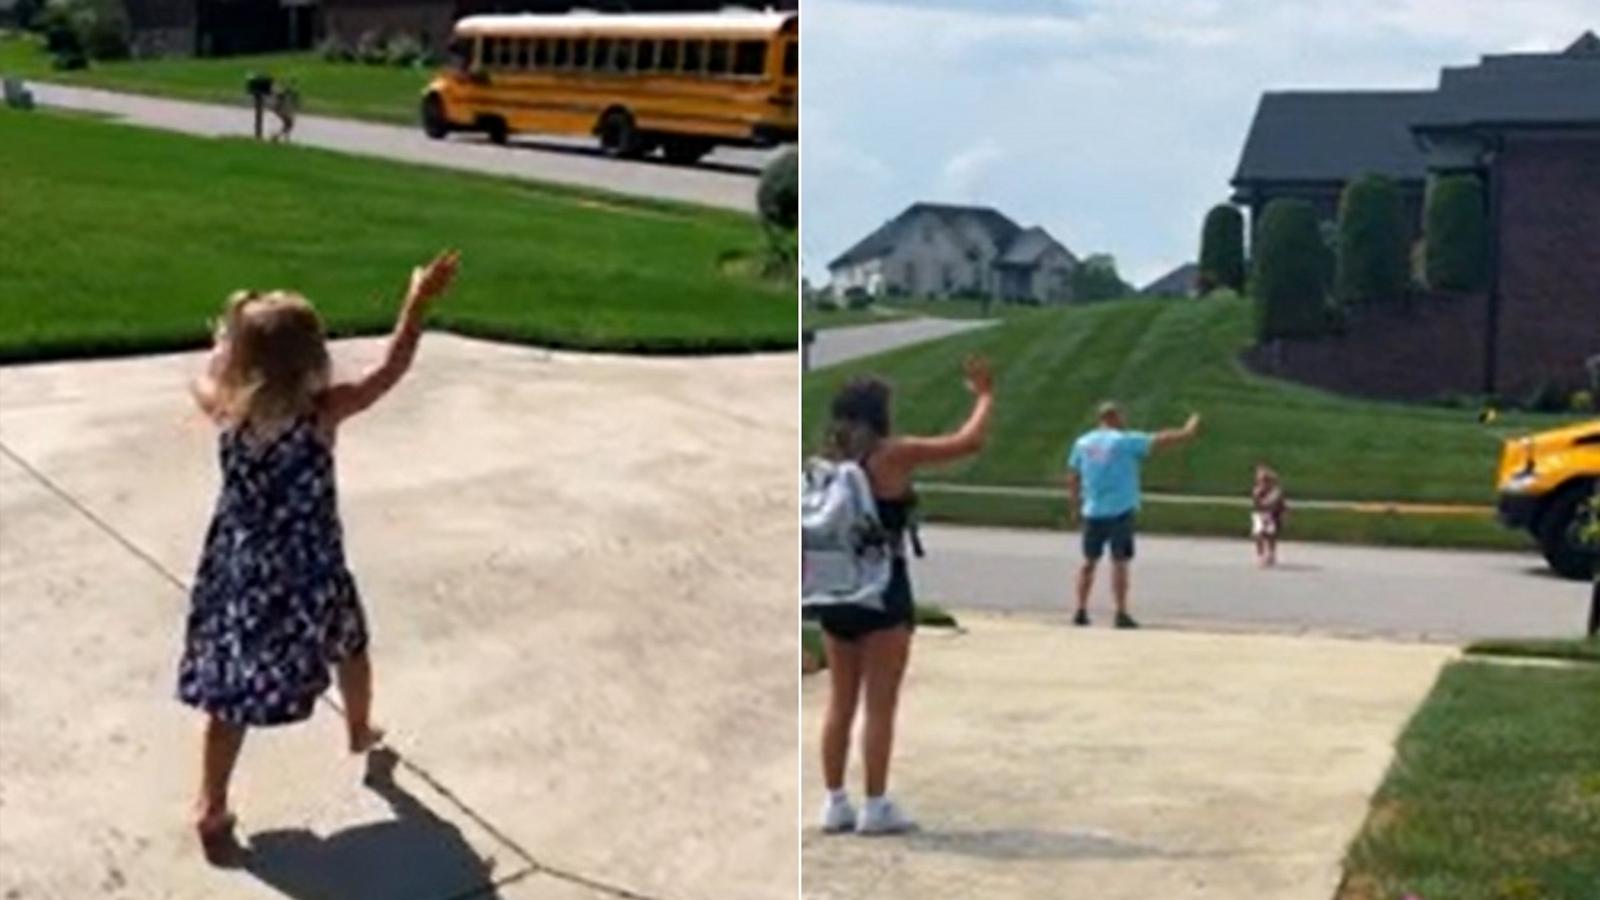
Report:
1234,33,1600,188
1232,91,1436,186
996,226,1075,267
1140,262,1199,297
828,202,1025,269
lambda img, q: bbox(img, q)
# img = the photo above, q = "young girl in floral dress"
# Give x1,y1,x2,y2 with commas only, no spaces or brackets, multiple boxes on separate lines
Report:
177,251,460,863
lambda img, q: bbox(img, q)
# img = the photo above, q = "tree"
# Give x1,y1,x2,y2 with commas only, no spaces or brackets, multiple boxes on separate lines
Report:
1198,204,1246,293
1335,173,1409,307
1070,254,1128,303
1252,199,1328,340
1424,174,1488,292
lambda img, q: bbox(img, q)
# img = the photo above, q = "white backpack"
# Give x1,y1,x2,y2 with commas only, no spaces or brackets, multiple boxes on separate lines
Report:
801,458,893,611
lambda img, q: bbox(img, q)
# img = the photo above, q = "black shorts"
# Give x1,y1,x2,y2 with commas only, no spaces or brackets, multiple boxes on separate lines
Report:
1082,512,1136,562
811,559,915,641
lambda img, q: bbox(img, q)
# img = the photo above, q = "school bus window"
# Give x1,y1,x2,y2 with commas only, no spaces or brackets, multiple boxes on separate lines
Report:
447,37,470,70
515,39,531,71
659,39,679,72
637,39,656,72
532,37,549,69
707,40,730,76
614,38,634,72
552,37,570,68
500,38,516,68
572,37,590,69
734,40,766,76
591,37,610,71
682,39,703,73
480,37,496,68
784,42,797,77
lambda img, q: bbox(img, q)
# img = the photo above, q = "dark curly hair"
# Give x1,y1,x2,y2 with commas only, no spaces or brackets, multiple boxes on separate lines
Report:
826,375,892,461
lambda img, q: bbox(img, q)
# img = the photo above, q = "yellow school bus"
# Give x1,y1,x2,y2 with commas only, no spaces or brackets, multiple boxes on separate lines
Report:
421,11,797,164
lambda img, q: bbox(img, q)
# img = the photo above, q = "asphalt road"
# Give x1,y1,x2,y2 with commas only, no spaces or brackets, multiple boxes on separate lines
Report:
910,523,1587,642
807,317,995,369
28,83,773,212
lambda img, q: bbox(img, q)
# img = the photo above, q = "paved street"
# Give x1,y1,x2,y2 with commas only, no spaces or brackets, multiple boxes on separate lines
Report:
910,524,1586,642
0,337,797,900
803,614,1453,900
807,318,995,369
28,83,773,212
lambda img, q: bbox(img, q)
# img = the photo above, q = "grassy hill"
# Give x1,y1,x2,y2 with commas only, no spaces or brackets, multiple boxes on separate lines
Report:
0,109,791,359
802,296,1582,506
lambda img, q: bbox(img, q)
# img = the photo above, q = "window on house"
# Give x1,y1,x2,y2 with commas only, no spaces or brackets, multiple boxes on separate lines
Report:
659,39,679,71
682,39,704,73
707,40,730,76
637,39,657,72
903,262,918,292
733,40,767,76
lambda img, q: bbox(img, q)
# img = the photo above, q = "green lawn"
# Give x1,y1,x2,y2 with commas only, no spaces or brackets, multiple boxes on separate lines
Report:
802,296,1580,505
802,304,911,331
0,110,793,358
0,33,429,125
1465,637,1600,664
1339,661,1600,900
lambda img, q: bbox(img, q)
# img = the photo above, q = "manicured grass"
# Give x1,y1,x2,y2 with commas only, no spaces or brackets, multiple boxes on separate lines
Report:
802,305,911,331
917,490,1531,552
0,34,428,125
887,297,1047,321
1466,638,1600,664
1339,661,1600,900
803,296,1581,505
0,109,792,359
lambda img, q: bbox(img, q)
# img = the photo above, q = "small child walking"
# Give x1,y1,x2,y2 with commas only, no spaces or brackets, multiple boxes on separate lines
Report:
177,250,460,864
1251,462,1286,568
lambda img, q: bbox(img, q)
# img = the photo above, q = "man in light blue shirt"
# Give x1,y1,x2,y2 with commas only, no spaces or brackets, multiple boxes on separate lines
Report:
1066,402,1201,628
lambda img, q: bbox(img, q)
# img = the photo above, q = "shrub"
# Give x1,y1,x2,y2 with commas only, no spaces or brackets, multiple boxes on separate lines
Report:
384,33,425,67
1424,174,1488,292
1198,204,1246,293
1252,198,1329,340
355,28,387,65
1572,390,1596,413
317,35,353,63
1335,173,1409,308
756,148,798,233
36,0,127,61
1070,253,1129,302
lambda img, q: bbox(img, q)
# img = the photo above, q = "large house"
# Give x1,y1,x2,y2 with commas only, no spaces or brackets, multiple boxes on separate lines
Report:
828,203,1078,304
1232,32,1600,396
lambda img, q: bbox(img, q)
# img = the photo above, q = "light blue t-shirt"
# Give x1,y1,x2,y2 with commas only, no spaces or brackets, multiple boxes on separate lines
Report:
1067,427,1153,519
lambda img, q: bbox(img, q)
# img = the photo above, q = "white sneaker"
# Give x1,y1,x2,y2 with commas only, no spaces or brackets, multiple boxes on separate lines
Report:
856,796,918,835
820,793,856,833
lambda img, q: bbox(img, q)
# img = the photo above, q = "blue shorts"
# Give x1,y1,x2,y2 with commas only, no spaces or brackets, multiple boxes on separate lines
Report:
1082,512,1136,562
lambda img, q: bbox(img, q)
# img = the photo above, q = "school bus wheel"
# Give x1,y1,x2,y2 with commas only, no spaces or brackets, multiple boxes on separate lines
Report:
662,137,712,165
420,93,451,139
477,115,509,145
597,108,642,158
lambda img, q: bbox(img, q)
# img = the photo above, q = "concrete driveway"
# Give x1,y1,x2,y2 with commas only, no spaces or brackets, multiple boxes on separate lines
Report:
802,614,1453,900
0,335,797,900
807,318,995,369
28,84,772,213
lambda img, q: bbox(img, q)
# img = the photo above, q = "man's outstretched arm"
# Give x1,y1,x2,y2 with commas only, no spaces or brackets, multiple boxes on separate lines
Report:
1151,413,1202,451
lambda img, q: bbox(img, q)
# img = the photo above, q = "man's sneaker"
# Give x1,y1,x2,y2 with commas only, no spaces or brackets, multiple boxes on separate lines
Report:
856,797,918,835
1072,609,1090,627
1114,611,1140,629
820,793,856,833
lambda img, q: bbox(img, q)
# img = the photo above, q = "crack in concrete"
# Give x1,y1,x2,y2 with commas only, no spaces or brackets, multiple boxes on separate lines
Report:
0,437,670,900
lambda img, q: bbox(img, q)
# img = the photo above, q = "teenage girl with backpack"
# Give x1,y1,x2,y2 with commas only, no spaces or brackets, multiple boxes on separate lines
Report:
814,355,993,834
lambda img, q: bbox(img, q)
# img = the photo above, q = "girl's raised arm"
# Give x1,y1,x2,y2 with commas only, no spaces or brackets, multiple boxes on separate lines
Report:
323,250,460,425
884,356,995,468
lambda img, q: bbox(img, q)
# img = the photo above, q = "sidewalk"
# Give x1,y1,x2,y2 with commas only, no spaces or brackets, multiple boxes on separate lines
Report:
25,83,766,212
0,336,797,900
801,613,1453,900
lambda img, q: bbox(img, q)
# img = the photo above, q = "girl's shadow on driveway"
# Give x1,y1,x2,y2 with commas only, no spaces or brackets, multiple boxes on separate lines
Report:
243,749,504,899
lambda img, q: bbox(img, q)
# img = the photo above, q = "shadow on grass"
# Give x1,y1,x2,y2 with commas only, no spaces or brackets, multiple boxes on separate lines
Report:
243,749,505,900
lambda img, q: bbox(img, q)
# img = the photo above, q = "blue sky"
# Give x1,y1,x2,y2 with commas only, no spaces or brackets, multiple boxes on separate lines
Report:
800,0,1594,287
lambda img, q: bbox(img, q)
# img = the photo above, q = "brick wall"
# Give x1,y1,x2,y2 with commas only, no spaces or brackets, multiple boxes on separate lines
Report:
1493,134,1600,397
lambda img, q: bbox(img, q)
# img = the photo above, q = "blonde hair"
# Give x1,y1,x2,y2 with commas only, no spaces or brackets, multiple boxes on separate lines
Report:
213,290,330,428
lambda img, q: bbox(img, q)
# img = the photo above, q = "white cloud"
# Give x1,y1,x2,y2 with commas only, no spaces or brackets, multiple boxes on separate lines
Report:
800,0,1596,286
